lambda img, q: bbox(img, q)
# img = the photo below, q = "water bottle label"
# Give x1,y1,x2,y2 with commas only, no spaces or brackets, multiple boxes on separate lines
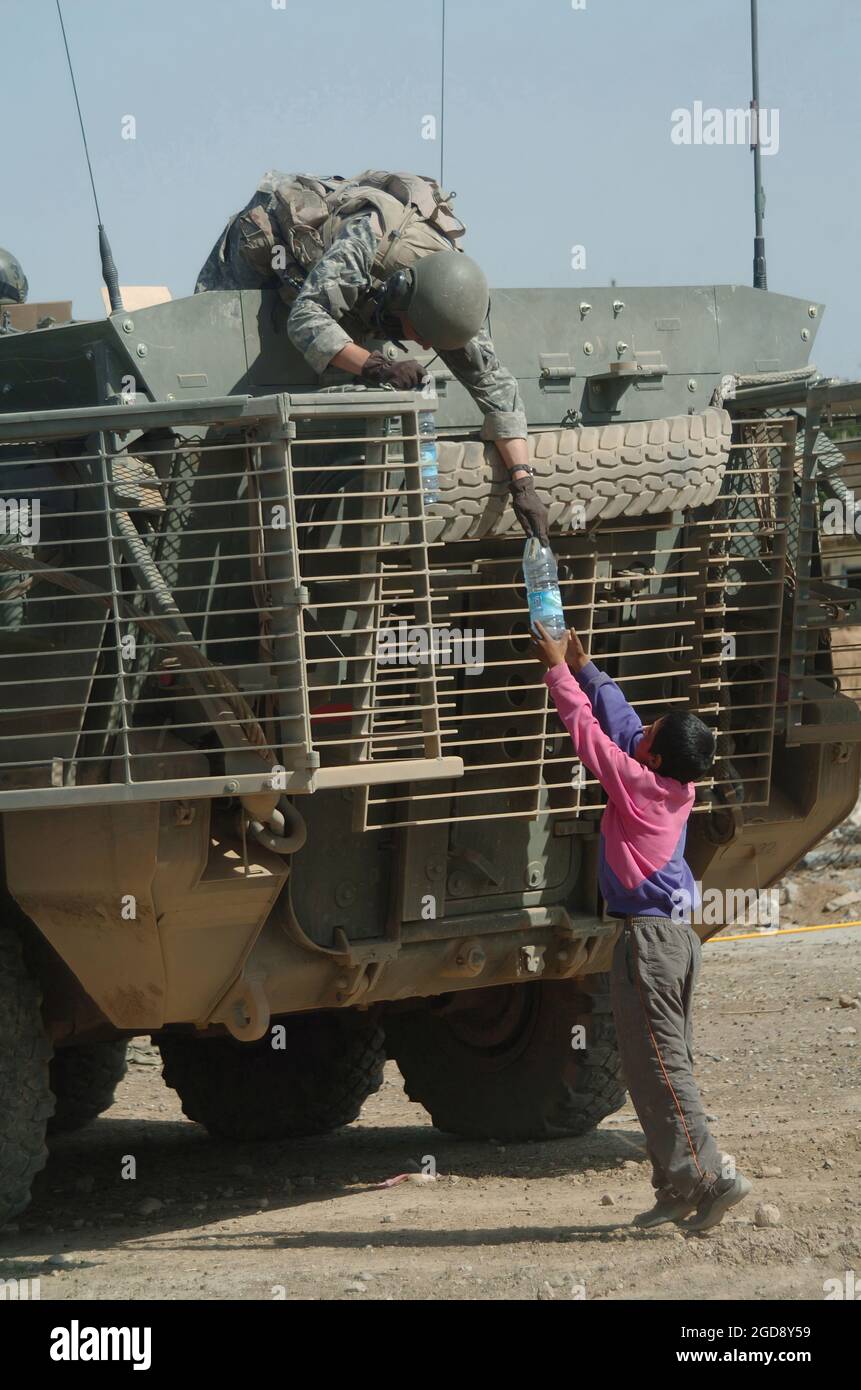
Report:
528,587,564,630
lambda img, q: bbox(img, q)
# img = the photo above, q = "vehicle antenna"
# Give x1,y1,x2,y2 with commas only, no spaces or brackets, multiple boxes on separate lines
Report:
55,0,124,312
439,0,446,188
750,0,768,290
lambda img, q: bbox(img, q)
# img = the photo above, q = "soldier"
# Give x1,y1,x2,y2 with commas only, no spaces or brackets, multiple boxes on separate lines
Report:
0,249,34,631
0,247,28,308
0,250,77,635
195,170,548,543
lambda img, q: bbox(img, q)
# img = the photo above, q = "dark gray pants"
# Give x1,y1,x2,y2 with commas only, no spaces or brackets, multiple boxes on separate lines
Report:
610,915,722,1204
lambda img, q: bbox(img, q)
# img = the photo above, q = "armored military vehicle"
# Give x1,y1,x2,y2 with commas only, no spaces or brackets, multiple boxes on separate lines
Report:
0,259,860,1222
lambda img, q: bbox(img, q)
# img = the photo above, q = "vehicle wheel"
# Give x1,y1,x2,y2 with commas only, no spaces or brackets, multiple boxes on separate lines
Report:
385,975,626,1141
159,1012,385,1141
48,1041,129,1134
0,928,54,1224
431,407,732,541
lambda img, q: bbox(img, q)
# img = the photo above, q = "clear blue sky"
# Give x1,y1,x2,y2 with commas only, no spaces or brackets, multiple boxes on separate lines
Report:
5,0,860,375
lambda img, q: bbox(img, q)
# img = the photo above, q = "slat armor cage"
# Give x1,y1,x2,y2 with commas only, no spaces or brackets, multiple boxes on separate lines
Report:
787,382,861,743
362,412,798,829
0,391,459,809
0,390,857,823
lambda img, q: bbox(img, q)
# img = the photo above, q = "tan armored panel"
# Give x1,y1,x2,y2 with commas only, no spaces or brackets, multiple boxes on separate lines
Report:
100,286,172,313
2,301,72,330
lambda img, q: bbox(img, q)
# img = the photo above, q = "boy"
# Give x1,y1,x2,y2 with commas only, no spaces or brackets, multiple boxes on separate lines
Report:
532,621,751,1231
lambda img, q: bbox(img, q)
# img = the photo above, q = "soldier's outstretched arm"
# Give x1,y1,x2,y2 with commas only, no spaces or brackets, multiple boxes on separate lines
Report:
438,326,526,441
438,328,548,542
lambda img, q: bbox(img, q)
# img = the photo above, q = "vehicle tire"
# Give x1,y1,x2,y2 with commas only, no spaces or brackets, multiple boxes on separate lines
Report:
430,407,733,542
385,975,626,1141
0,928,54,1224
48,1041,129,1134
159,1013,385,1141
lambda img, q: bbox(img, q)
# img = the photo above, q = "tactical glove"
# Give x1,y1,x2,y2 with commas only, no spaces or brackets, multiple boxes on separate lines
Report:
360,352,427,391
509,472,549,545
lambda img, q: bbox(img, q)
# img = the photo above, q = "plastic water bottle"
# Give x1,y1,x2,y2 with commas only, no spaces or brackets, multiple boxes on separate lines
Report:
418,410,440,503
523,538,566,638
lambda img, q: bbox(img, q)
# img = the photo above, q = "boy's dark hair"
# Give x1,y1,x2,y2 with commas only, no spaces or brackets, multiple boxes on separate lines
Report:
651,710,716,784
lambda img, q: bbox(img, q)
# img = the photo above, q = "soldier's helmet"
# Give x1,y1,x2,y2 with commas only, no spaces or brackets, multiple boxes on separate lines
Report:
0,248,28,304
387,251,489,351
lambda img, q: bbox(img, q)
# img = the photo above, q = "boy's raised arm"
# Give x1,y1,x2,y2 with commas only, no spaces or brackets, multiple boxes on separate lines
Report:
563,629,644,755
530,624,649,806
575,661,644,756
545,664,648,807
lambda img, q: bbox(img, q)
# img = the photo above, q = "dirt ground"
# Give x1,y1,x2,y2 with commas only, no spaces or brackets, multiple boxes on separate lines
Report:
1,865,859,1303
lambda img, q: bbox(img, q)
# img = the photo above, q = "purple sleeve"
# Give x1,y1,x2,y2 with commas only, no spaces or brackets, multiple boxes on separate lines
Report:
544,664,651,807
575,660,643,756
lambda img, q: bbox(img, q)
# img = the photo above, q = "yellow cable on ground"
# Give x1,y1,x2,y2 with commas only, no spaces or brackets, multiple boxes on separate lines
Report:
707,919,861,944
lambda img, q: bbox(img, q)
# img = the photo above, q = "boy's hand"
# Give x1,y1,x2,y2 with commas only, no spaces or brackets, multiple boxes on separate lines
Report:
530,622,570,670
566,629,590,673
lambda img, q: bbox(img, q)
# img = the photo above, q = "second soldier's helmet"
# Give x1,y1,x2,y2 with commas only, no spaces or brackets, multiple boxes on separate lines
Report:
0,248,28,304
385,251,489,351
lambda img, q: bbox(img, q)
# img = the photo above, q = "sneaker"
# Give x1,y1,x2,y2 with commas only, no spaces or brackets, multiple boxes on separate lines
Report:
632,1192,697,1229
686,1175,752,1232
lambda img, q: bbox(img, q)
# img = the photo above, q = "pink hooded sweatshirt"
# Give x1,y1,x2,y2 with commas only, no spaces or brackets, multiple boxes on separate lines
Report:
545,662,696,917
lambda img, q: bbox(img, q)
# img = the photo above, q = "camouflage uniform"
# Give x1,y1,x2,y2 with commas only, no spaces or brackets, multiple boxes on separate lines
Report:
196,187,527,442
0,462,72,633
